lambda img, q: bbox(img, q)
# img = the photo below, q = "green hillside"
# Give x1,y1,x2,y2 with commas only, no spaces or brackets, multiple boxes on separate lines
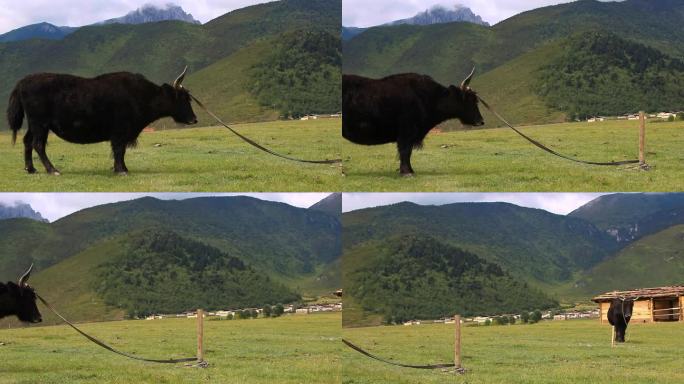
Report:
343,195,684,310
343,202,616,284
0,196,339,324
343,0,684,126
0,196,341,292
569,193,684,230
564,225,684,298
343,236,557,327
249,29,341,118
96,230,300,317
22,236,128,325
0,0,341,130
536,31,684,119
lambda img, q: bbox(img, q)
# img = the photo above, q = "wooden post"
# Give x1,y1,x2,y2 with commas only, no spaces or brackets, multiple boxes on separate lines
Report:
639,111,646,167
650,299,655,323
454,315,462,370
611,326,615,348
197,309,204,362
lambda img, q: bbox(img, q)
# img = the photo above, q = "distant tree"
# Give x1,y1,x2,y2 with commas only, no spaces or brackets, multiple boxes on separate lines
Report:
250,309,259,319
227,314,234,320
677,112,684,121
530,310,543,324
509,316,516,325
263,305,272,318
484,319,491,326
273,304,285,317
520,312,530,324
668,115,675,122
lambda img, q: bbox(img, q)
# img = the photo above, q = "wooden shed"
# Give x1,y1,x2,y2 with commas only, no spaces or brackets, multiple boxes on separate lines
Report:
592,286,684,324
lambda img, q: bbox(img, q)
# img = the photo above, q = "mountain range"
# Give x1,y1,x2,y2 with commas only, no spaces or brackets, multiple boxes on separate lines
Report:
385,4,489,27
0,4,199,43
98,3,200,26
0,194,340,325
343,193,684,326
309,193,342,217
0,202,47,222
343,0,684,127
0,0,341,129
341,4,487,42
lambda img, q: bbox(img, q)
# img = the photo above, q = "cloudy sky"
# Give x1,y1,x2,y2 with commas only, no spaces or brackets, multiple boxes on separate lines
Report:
0,0,271,34
0,193,329,222
343,0,617,27
343,193,610,215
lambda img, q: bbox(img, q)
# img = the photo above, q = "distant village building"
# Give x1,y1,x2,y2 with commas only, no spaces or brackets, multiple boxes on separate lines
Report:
657,112,678,120
592,286,684,324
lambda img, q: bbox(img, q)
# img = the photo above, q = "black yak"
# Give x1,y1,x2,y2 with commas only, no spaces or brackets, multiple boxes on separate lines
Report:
608,298,634,343
0,264,42,323
342,68,484,176
7,67,198,175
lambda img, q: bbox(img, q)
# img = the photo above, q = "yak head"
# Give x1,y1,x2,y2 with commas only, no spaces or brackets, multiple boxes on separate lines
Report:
5,264,42,323
612,298,635,323
444,67,485,127
621,298,635,321
162,67,198,125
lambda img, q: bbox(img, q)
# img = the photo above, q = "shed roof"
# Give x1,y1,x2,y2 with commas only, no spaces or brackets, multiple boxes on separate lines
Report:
592,286,684,302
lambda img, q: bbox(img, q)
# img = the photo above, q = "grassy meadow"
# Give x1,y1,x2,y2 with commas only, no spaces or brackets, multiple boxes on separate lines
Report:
342,119,684,191
342,319,684,384
0,119,341,192
0,312,341,384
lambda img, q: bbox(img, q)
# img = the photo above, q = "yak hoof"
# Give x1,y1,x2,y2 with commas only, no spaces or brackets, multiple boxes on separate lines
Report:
116,171,129,176
401,172,415,178
51,171,61,176
25,167,37,174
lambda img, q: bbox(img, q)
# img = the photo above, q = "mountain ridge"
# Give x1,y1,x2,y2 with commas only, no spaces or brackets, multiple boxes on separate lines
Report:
0,202,47,222
385,4,489,27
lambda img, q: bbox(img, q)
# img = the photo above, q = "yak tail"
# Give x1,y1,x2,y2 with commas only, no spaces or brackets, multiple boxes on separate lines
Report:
7,88,24,145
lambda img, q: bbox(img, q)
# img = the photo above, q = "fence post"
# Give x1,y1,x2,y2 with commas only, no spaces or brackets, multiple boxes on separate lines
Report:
197,309,204,362
454,315,461,370
639,111,646,168
611,326,615,348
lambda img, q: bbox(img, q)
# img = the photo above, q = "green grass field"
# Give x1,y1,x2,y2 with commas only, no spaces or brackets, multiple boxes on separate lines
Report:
0,313,340,384
0,119,341,192
342,120,684,192
342,319,684,384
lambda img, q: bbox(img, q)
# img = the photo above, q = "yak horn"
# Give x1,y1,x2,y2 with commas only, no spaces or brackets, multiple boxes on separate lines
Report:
460,66,476,89
18,263,33,287
173,66,188,89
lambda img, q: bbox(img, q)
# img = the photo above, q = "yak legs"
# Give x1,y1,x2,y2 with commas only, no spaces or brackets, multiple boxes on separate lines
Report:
614,325,627,343
397,144,415,176
22,131,36,174
30,127,60,175
111,141,129,175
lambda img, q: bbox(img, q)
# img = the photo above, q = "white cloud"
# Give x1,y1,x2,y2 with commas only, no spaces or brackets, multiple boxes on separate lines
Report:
0,0,272,33
342,193,609,215
0,193,329,222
